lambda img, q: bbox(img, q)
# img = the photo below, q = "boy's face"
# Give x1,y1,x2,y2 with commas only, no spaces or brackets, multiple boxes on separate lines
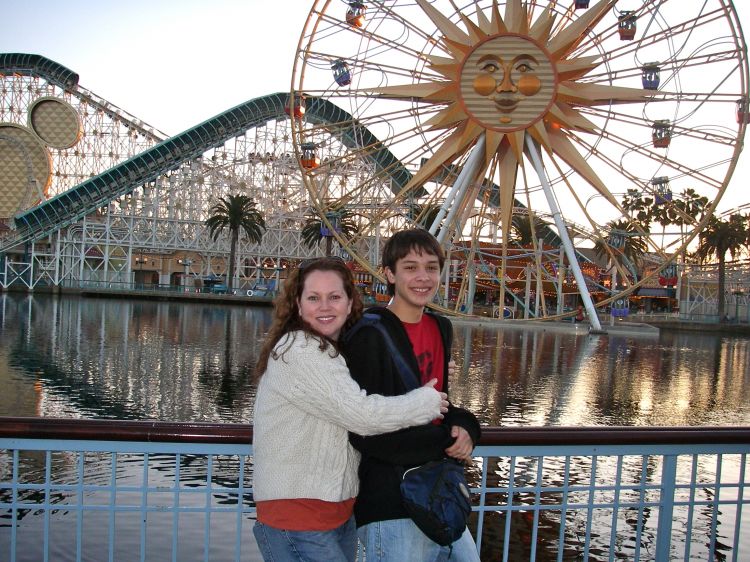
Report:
385,248,441,312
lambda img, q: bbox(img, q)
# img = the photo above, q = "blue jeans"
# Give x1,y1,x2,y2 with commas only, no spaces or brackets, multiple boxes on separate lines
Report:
253,517,358,562
357,518,480,562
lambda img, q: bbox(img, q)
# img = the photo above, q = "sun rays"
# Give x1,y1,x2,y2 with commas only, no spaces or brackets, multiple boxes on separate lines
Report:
363,0,651,242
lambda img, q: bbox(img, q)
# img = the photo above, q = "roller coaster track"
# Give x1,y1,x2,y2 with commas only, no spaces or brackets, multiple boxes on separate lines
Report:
0,54,421,253
0,53,569,254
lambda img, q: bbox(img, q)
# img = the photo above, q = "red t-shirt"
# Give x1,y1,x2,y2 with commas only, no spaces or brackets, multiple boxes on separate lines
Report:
402,314,445,392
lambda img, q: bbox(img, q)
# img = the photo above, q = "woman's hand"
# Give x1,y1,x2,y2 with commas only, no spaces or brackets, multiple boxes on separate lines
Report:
423,378,449,415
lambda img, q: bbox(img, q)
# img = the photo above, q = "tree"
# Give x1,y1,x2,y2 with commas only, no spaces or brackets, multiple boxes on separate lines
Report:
621,188,653,227
205,195,266,291
593,219,647,286
409,203,442,231
301,204,359,256
693,213,748,319
510,212,547,247
672,188,708,231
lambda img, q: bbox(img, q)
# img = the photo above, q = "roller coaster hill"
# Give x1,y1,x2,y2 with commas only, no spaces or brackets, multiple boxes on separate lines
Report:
0,53,744,321
0,54,404,299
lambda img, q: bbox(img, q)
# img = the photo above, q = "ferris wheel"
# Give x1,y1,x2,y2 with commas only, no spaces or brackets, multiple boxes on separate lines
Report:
291,0,748,324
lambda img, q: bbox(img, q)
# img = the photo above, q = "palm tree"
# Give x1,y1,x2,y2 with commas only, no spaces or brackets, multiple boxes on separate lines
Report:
693,213,748,320
593,219,647,287
510,212,547,247
673,188,708,230
621,188,654,228
409,203,442,232
205,195,266,291
301,205,359,256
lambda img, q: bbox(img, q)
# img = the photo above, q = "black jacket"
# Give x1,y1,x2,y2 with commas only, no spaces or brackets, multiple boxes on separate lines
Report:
343,306,481,527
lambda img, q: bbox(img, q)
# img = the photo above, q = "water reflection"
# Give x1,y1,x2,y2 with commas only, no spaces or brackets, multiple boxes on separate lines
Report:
450,324,750,428
0,294,270,422
1,448,257,562
1,294,749,428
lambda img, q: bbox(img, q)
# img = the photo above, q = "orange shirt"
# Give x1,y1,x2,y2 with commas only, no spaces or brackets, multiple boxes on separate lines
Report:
256,498,356,531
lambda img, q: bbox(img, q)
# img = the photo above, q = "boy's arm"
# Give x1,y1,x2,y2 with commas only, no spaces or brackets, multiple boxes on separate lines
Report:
444,404,482,445
349,424,454,465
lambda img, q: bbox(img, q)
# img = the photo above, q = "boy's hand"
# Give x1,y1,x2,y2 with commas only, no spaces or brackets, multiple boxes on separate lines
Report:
445,425,473,461
448,359,457,377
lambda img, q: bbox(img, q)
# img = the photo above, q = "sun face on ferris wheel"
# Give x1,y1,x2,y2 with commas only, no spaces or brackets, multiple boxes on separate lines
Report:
372,0,652,212
460,33,556,130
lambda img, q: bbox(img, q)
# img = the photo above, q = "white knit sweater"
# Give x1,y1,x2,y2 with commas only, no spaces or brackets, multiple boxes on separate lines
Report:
252,331,442,502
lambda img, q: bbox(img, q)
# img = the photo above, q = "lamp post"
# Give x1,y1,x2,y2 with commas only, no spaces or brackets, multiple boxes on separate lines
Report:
134,255,147,289
177,258,193,289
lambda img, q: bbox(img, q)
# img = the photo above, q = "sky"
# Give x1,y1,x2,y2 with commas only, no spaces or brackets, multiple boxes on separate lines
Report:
1,0,749,214
0,0,309,136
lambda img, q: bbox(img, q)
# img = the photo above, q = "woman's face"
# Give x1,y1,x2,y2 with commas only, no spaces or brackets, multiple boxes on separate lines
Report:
298,269,353,340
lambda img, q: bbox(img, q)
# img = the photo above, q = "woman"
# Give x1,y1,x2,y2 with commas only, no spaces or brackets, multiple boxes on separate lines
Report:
252,257,448,562
575,305,585,323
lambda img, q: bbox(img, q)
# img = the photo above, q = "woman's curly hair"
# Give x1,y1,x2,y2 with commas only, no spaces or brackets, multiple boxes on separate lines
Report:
254,257,363,381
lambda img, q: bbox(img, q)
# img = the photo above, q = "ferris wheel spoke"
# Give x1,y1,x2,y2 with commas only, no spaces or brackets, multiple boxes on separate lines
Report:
310,4,438,54
582,104,738,148
554,132,663,207
541,149,666,264
586,128,725,189
303,47,445,85
570,0,724,61
582,47,743,85
308,7,449,77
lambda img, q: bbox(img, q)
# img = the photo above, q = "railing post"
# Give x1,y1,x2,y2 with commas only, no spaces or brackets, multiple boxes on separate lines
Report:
655,454,678,560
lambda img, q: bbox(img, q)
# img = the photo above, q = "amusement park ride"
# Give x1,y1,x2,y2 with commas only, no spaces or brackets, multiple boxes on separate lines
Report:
0,0,748,325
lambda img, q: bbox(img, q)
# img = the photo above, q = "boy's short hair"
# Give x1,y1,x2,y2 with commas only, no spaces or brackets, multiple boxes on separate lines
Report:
382,228,445,295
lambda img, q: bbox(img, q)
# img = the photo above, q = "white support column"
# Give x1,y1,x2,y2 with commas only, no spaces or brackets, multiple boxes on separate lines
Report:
557,245,564,315
467,260,475,314
431,134,487,245
525,136,603,332
54,231,62,287
79,216,86,283
28,243,35,289
535,237,544,316
443,251,451,306
524,264,532,319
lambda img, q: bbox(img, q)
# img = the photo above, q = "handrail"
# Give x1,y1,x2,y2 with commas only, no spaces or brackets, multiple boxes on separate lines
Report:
0,53,79,89
3,417,749,561
2,417,748,446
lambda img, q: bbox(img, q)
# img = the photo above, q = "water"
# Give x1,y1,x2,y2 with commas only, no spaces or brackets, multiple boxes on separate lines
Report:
0,294,265,422
1,293,749,425
450,324,750,428
1,293,749,561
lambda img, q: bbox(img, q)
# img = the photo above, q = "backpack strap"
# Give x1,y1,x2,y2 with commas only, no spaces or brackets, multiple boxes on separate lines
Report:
344,312,421,391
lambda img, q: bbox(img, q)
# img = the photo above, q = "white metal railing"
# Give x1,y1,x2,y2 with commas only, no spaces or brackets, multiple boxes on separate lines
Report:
1,420,749,562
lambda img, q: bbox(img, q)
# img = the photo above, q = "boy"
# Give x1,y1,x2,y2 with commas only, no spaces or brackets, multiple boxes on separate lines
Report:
343,228,481,562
